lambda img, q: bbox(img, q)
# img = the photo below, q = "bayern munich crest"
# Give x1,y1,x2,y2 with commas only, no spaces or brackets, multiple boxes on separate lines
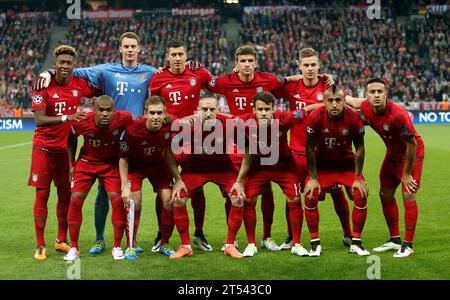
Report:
342,128,349,136
32,95,43,104
190,78,197,86
31,173,38,182
316,93,324,101
72,90,78,97
256,86,263,93
383,124,389,131
112,129,119,135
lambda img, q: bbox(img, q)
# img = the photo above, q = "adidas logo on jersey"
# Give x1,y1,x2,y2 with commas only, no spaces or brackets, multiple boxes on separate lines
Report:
233,88,239,93
323,128,329,133
52,93,59,98
166,84,172,88
294,94,301,99
141,141,148,145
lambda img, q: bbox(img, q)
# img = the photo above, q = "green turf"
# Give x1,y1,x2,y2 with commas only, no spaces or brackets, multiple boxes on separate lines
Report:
0,125,449,280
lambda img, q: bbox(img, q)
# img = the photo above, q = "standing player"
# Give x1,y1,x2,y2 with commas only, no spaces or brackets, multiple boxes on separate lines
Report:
228,92,319,258
274,47,352,250
207,45,289,251
119,96,176,259
346,78,424,258
149,39,216,252
29,45,96,260
304,85,370,256
167,93,242,259
64,96,134,261
33,32,157,255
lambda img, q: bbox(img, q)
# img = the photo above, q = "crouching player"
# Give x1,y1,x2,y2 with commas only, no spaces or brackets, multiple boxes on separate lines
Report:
64,96,134,261
167,93,242,259
304,85,370,256
119,96,176,259
228,91,319,258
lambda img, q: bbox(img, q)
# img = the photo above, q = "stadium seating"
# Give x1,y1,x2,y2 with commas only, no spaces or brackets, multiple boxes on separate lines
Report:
0,5,448,114
0,12,51,113
64,14,230,75
239,8,448,106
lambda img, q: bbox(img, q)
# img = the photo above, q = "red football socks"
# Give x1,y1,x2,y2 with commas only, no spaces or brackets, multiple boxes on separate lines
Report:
261,191,274,241
173,205,190,245
287,200,303,245
244,201,257,244
352,190,367,239
330,187,352,238
381,196,400,238
226,206,244,245
34,188,50,247
67,196,84,250
404,200,418,243
191,188,206,233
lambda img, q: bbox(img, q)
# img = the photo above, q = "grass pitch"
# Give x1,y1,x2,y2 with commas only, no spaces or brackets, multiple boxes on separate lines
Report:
0,125,449,280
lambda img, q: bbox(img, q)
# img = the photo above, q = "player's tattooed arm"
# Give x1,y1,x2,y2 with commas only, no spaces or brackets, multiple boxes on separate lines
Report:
402,135,418,194
352,134,368,198
305,135,321,197
119,157,131,204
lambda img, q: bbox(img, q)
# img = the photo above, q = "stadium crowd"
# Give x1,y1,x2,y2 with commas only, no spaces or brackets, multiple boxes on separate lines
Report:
0,5,448,114
0,12,51,116
63,15,231,75
239,8,449,106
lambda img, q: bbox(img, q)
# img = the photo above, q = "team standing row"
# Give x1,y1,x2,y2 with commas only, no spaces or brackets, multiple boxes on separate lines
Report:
29,32,423,261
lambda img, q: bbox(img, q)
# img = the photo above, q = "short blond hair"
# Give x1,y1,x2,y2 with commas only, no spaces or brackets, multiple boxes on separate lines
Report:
53,45,77,58
299,47,318,60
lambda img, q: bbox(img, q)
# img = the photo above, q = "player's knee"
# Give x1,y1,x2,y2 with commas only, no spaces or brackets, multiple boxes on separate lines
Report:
402,192,416,202
304,195,318,209
174,198,187,207
379,189,395,202
286,196,301,203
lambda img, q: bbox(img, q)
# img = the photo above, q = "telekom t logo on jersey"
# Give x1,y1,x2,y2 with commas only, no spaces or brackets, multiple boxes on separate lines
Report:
324,137,336,149
116,82,129,96
54,102,66,115
169,91,182,105
235,97,247,110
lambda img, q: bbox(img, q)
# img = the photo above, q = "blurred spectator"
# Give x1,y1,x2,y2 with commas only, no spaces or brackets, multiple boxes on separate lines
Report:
64,14,231,76
239,8,449,108
0,12,51,111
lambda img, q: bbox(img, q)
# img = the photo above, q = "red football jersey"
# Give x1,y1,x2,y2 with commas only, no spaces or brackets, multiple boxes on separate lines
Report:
71,110,134,164
243,110,307,169
31,77,95,151
149,67,213,118
360,100,424,158
119,118,172,169
306,106,364,170
274,78,330,153
174,114,237,172
207,71,286,115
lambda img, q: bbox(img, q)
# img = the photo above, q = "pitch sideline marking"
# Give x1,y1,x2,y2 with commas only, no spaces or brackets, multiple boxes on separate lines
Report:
0,141,32,151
